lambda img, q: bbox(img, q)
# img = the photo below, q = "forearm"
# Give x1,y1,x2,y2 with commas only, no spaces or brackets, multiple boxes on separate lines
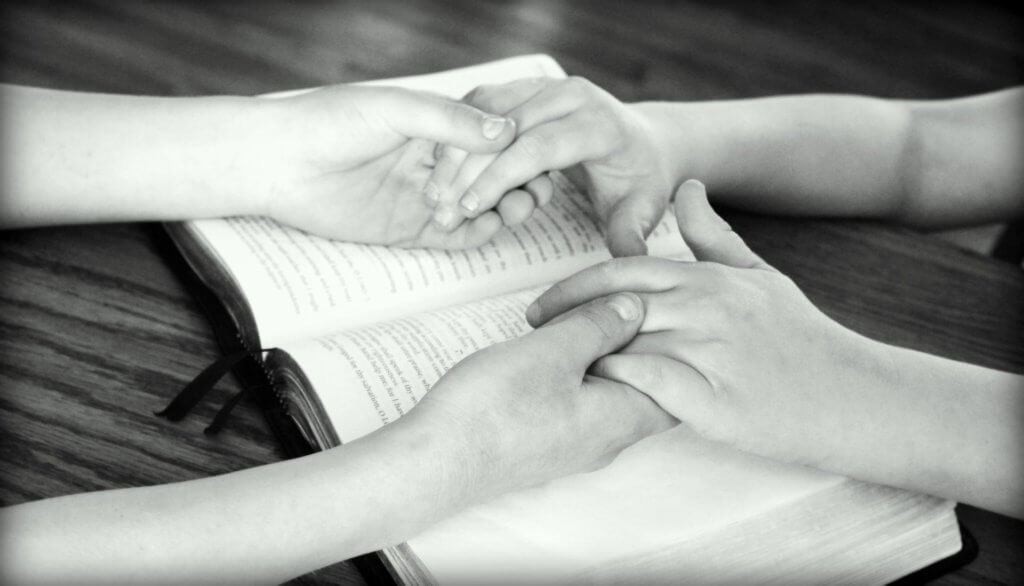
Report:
635,95,912,219
635,89,1024,227
0,414,481,584
815,338,1024,519
0,85,276,228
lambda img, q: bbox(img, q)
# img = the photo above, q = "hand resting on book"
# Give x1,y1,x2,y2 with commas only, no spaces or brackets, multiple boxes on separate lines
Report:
411,290,677,497
528,180,1024,520
1,289,678,584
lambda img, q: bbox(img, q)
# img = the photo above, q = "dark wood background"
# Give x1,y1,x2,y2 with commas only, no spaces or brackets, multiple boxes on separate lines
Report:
1,1,1022,584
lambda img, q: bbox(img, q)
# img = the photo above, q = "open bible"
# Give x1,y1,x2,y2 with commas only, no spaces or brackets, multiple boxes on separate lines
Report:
163,55,969,584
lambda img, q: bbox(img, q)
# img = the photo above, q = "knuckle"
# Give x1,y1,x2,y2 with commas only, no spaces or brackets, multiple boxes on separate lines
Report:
582,105,617,134
461,85,483,104
441,98,467,123
436,145,461,165
688,230,728,257
576,304,618,340
463,84,497,110
632,359,664,391
593,258,621,284
562,75,595,96
514,132,552,162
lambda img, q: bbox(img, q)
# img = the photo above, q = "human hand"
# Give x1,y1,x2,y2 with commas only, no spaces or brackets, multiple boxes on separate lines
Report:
252,85,518,248
525,180,894,468
423,77,674,256
407,291,676,498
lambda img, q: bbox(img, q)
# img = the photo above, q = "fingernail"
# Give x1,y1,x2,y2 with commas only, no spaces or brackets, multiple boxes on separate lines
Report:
424,182,440,206
607,293,640,321
432,208,459,230
481,116,508,140
526,302,540,324
460,190,480,213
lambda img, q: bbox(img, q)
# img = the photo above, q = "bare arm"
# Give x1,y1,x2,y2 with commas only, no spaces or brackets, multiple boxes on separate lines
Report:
438,80,1023,255
1,292,671,584
640,88,1024,227
1,418,476,584
0,85,268,226
529,181,1024,519
0,83,518,248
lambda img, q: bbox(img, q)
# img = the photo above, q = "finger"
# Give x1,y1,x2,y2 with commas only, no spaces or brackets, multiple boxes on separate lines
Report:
404,210,504,249
523,174,554,208
604,194,668,258
496,190,536,226
430,206,467,233
618,330,707,356
579,376,679,449
424,146,469,208
437,78,557,214
591,353,713,431
377,87,516,153
460,116,612,218
432,150,501,230
500,77,593,134
533,292,646,374
526,256,681,327
674,180,775,271
462,77,555,116
427,147,475,232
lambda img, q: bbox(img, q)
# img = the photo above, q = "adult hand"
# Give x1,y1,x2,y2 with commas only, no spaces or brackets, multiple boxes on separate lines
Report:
525,180,893,468
257,85,517,248
409,291,677,496
424,77,673,257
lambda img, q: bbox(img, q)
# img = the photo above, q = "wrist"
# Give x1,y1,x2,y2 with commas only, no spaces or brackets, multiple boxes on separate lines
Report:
634,101,724,195
396,405,494,511
209,96,292,219
802,329,901,472
631,102,691,196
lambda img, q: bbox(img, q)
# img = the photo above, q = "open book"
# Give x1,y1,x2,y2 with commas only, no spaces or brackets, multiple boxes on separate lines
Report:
164,55,965,584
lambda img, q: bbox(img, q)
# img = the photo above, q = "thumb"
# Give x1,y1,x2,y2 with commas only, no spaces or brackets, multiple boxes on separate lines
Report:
534,292,645,373
376,87,516,153
674,180,775,271
604,195,664,258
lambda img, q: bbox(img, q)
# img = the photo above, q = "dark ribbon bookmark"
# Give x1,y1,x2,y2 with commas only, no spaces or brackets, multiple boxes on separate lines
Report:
155,349,253,422
203,383,274,436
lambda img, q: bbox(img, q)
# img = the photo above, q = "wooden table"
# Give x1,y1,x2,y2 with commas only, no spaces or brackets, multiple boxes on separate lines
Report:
2,2,1021,584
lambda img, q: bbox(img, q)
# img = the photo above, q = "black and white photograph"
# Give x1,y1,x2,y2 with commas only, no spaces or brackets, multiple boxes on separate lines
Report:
1,1,1022,584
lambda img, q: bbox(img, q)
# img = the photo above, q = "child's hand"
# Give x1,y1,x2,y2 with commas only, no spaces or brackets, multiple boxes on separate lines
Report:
410,291,676,495
424,77,674,257
525,180,894,468
253,85,517,248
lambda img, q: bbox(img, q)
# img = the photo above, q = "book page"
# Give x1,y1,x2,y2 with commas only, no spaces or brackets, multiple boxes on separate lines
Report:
276,271,955,585
265,53,566,99
179,54,690,347
409,427,955,584
409,426,846,584
278,288,539,442
187,176,689,347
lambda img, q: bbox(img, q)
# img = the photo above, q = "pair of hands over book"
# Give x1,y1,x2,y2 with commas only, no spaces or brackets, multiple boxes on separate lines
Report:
166,55,964,584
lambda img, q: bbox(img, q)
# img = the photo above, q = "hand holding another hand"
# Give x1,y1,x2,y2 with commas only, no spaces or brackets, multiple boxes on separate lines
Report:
254,85,518,248
408,290,676,497
425,77,674,257
527,181,895,469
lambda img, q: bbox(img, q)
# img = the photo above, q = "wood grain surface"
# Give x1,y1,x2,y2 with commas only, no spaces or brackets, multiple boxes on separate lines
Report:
1,1,1021,584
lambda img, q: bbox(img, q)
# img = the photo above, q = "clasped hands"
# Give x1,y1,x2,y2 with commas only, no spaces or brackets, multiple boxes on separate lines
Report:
267,77,889,487
416,77,887,473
